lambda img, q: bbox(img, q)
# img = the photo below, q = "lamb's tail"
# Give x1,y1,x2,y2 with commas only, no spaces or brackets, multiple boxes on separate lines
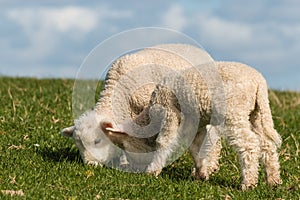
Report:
256,78,282,148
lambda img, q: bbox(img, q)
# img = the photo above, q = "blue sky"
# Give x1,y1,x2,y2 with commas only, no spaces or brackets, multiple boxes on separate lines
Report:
0,0,299,91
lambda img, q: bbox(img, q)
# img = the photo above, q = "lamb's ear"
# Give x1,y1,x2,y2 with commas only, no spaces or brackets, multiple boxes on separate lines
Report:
100,121,129,148
61,126,75,137
100,121,127,136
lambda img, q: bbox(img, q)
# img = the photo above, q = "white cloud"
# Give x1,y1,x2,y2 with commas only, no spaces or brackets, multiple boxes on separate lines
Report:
7,6,98,34
277,24,300,39
196,14,253,49
43,7,98,33
3,5,133,70
162,4,187,31
5,6,100,64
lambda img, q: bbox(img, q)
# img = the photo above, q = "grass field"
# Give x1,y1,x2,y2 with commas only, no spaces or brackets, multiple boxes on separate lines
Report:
0,77,299,199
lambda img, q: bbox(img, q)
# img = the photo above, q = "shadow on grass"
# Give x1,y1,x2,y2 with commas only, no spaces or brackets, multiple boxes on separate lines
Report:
36,144,240,189
38,147,82,164
208,174,241,190
160,164,240,189
160,165,192,181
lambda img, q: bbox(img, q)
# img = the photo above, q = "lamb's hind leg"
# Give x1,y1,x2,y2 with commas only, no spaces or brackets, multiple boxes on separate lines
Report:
189,125,221,180
206,125,222,175
250,110,282,187
189,127,208,180
228,125,261,190
261,139,282,187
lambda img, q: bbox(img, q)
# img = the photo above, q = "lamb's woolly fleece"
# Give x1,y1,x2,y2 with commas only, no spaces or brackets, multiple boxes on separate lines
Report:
95,44,212,121
102,59,282,189
112,61,282,190
62,44,282,190
63,44,215,167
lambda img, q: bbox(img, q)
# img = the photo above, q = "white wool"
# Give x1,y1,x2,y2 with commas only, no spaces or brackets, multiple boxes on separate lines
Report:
62,44,282,190
141,61,282,190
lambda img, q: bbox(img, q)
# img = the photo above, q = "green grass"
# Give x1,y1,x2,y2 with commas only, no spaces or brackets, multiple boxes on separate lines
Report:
0,77,299,199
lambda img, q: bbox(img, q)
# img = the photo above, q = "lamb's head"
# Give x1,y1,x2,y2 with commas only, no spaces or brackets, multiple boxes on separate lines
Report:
61,110,118,166
99,119,159,171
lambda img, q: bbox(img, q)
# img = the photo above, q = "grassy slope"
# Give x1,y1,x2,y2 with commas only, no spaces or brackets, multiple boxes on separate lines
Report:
0,77,299,199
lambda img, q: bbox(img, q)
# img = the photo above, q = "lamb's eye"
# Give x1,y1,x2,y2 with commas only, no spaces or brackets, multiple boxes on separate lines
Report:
94,138,101,145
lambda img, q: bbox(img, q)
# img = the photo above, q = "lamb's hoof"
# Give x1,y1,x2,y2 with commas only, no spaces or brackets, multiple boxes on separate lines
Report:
191,168,196,177
196,173,209,181
240,183,257,191
207,164,219,175
193,169,209,181
146,170,162,177
86,161,103,167
192,164,219,178
267,177,283,188
120,163,130,170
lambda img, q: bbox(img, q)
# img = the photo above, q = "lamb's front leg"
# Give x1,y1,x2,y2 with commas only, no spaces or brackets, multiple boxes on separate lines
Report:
190,125,221,180
119,150,129,168
146,110,180,176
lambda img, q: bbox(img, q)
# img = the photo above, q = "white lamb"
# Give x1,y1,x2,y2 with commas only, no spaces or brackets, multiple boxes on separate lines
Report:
61,44,282,190
61,44,219,170
102,61,282,190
